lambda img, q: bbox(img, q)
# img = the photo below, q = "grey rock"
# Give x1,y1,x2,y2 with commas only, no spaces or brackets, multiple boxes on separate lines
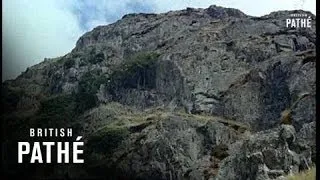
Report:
216,125,313,180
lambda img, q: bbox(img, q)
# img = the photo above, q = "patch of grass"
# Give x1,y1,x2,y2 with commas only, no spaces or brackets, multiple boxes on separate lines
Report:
175,111,250,132
84,107,168,157
286,167,316,180
83,104,168,136
89,106,249,134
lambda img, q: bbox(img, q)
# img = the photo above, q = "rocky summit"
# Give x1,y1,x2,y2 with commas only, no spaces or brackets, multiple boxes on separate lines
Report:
1,5,316,180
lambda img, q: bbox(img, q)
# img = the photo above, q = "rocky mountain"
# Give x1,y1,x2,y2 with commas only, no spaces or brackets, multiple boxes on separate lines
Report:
1,5,316,180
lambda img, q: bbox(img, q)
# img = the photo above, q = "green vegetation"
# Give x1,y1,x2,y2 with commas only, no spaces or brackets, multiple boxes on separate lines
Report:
55,57,65,65
106,51,160,95
88,126,130,154
76,70,109,113
58,48,106,67
1,86,24,112
89,52,105,64
78,70,108,94
64,58,75,69
80,48,106,64
212,144,229,160
74,91,97,114
286,167,316,180
35,94,77,127
175,111,250,132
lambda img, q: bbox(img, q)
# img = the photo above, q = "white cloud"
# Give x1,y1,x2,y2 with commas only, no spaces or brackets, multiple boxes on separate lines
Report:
2,0,85,81
71,0,154,30
86,20,111,30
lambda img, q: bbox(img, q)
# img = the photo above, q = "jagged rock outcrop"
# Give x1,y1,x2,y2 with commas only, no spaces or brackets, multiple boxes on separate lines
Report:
216,124,313,180
1,5,315,179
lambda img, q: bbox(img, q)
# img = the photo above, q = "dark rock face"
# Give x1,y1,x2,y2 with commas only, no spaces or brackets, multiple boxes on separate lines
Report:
1,5,315,179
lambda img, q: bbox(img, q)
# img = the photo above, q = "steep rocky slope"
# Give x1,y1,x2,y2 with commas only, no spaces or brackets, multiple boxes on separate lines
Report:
1,5,316,180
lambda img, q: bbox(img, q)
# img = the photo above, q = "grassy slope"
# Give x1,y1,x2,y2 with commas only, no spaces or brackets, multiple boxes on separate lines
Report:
286,167,316,180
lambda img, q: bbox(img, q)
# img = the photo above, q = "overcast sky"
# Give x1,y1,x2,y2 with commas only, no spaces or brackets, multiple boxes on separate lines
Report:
2,0,316,81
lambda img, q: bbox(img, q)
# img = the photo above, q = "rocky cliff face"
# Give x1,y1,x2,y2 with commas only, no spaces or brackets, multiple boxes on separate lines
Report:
1,5,316,180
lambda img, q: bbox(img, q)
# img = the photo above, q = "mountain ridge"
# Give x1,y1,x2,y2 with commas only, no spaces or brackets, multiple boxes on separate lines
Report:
2,5,316,179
